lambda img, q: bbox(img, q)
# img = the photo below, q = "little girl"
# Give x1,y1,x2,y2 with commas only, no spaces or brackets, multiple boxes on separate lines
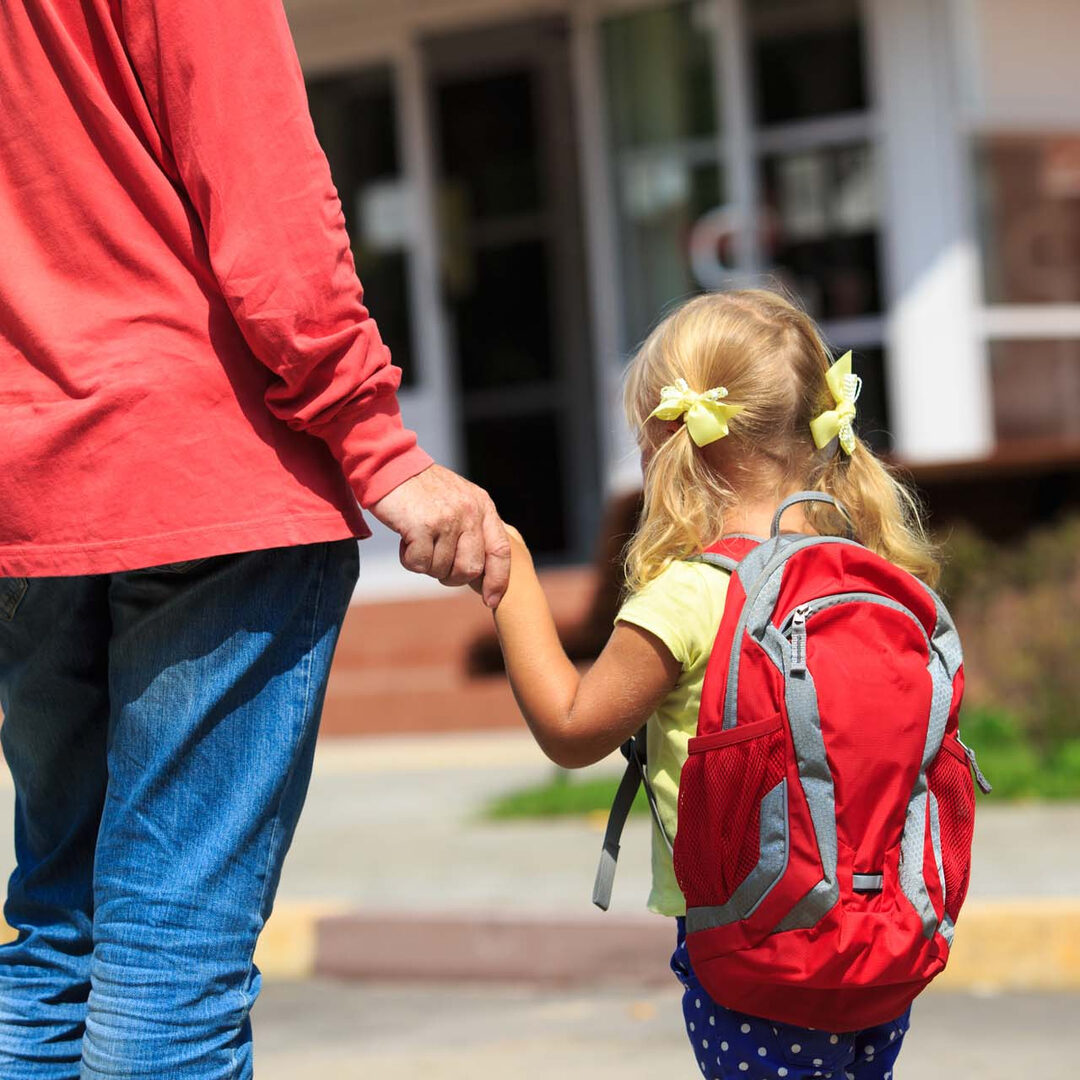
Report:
485,289,944,1078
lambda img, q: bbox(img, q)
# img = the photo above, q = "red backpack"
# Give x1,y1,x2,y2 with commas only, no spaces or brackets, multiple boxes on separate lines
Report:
594,492,991,1031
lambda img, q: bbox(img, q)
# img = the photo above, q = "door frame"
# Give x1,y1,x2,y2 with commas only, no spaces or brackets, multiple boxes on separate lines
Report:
421,15,601,561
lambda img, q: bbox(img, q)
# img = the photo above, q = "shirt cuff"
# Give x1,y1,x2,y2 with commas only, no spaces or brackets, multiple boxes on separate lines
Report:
360,446,435,508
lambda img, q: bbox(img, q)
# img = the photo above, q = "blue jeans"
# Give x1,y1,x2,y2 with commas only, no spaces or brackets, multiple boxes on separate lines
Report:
672,919,910,1080
0,541,359,1078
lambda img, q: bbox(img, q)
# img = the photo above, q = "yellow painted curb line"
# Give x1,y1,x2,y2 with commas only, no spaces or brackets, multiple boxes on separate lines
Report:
0,904,342,980
933,898,1080,993
2,899,1078,991
254,901,349,980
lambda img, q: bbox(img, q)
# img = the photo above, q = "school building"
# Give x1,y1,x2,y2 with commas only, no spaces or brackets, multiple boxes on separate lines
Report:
282,0,1080,592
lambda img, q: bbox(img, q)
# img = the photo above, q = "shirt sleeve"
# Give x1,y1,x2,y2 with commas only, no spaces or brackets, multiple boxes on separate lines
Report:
118,0,432,507
615,561,730,670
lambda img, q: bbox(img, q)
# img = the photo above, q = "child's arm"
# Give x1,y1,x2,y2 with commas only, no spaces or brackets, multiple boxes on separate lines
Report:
493,528,680,769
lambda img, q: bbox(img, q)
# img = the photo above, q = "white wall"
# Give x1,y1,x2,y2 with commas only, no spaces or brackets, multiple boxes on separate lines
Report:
956,0,1080,128
866,0,994,463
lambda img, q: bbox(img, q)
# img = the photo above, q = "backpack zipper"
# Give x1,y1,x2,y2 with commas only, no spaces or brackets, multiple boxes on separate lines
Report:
781,593,989,792
789,605,811,674
957,737,993,793
780,592,931,676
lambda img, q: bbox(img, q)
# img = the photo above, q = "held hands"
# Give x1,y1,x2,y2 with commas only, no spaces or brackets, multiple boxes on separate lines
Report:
368,464,511,608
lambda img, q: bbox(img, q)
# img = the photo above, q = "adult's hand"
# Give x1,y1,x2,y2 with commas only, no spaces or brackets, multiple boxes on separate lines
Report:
369,464,511,608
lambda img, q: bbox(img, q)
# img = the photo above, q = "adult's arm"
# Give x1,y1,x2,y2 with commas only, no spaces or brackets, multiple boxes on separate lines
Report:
118,0,430,507
119,0,510,601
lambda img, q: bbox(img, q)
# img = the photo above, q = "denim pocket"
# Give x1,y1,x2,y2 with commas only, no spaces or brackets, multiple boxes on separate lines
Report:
0,577,29,621
131,558,208,575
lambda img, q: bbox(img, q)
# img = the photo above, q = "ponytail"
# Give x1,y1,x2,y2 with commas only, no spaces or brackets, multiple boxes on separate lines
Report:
621,289,942,594
625,424,735,592
808,441,941,588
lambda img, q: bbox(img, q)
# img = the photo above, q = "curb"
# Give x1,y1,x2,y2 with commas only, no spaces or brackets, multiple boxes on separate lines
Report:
255,899,1080,993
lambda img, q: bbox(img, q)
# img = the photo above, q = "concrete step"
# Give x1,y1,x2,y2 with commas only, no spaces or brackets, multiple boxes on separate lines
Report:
320,567,596,736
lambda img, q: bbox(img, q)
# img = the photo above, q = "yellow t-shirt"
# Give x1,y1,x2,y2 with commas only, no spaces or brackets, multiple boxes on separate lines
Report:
615,559,731,916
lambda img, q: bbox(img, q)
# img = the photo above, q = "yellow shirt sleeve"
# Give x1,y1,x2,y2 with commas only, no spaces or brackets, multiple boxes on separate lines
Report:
615,560,730,916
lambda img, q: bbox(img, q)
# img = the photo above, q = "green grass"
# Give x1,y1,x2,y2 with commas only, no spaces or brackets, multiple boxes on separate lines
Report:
958,706,1080,800
485,707,1080,821
486,770,648,820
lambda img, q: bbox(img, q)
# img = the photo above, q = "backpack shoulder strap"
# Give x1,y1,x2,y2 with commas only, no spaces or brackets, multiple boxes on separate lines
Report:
592,728,671,911
594,538,761,911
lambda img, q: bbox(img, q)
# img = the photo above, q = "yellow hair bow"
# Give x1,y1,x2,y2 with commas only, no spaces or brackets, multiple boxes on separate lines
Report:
810,352,862,455
650,379,744,447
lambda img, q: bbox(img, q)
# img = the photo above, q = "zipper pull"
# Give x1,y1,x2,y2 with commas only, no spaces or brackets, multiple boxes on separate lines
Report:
958,737,993,794
790,605,809,675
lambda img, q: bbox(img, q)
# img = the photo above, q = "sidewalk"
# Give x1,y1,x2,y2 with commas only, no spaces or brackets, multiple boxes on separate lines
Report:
253,730,1080,992
1,729,1076,990
252,981,1077,1080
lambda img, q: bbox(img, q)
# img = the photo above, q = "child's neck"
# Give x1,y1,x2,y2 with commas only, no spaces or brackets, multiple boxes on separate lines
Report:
722,497,813,539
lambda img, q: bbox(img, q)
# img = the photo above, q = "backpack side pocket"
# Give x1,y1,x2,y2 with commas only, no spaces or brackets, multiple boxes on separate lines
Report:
927,735,976,925
676,713,787,919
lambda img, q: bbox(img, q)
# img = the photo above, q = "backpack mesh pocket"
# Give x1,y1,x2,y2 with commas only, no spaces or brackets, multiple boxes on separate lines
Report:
927,737,976,923
675,714,787,908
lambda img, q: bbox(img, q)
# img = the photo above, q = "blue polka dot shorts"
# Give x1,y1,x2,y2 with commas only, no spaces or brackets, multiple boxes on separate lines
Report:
672,919,910,1080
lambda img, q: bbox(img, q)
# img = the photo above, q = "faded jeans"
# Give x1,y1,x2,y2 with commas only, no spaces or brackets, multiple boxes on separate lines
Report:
0,540,359,1078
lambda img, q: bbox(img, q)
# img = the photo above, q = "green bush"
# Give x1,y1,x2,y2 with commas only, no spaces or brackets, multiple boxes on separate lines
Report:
941,516,1080,754
959,705,1080,800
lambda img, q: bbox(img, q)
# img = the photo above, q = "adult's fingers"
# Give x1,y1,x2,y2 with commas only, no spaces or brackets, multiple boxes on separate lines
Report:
478,503,512,608
398,530,434,576
441,525,486,588
428,518,464,582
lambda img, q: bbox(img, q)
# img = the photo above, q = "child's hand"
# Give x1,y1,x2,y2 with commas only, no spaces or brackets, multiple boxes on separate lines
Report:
503,523,526,550
471,522,528,597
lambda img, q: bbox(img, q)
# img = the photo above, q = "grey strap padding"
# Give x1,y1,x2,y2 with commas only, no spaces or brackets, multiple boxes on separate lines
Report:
686,779,789,933
689,552,741,573
723,535,863,729
928,790,947,910
770,491,850,539
898,600,959,940
593,548,746,912
689,616,842,935
592,729,670,911
940,913,956,946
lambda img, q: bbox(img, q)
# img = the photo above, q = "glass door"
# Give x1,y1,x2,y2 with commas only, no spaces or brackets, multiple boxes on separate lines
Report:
425,19,598,561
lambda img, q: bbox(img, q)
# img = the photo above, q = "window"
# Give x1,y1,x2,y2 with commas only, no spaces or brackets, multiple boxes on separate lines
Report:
307,67,417,386
598,0,888,442
976,136,1080,305
760,142,881,321
748,0,887,447
601,1,725,351
749,0,868,125
972,135,1080,446
990,340,1080,442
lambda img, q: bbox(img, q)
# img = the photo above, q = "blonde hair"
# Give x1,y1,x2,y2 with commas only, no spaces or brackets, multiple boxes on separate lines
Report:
623,289,940,591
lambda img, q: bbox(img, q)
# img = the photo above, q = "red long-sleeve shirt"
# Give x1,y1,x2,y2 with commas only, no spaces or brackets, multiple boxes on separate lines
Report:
0,0,432,577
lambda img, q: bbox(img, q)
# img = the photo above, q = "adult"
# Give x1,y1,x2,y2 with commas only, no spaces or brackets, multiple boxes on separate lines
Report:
0,1,509,1077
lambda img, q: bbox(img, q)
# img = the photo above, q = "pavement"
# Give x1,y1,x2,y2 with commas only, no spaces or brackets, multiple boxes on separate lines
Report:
1,728,1078,1074
251,981,1077,1079
247,730,1080,991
